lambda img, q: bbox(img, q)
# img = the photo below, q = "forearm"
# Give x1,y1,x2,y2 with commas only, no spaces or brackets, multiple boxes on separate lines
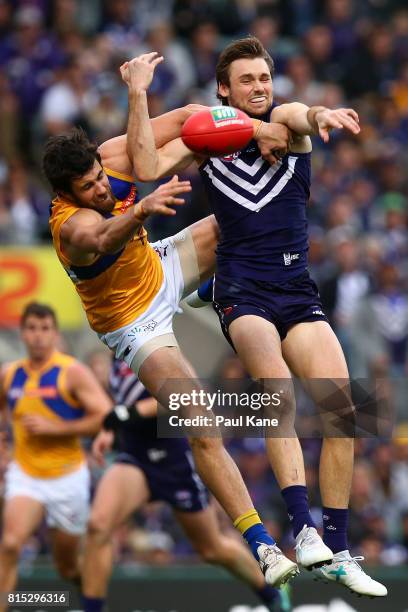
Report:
96,202,147,254
52,415,104,437
151,107,191,148
273,103,326,136
127,90,160,180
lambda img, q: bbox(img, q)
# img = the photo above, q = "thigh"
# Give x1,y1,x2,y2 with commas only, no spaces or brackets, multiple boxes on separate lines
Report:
90,464,150,530
282,320,349,378
1,496,44,544
138,345,197,398
229,315,290,379
183,214,219,285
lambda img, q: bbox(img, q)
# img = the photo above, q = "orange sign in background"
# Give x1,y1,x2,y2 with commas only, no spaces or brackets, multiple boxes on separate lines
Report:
0,247,84,329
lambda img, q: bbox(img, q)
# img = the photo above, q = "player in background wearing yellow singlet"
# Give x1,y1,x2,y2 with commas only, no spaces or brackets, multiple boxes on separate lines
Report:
42,53,298,592
0,303,112,611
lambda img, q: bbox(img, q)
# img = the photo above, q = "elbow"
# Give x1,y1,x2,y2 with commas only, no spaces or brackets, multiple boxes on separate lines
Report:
136,166,161,182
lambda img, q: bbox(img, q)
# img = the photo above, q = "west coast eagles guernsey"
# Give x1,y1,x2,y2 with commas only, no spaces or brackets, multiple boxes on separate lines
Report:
4,351,85,478
49,169,163,334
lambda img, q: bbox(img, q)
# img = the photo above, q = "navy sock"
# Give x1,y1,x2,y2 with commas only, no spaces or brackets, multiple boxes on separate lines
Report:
255,584,281,605
322,507,349,553
281,485,316,538
242,523,276,561
82,596,105,612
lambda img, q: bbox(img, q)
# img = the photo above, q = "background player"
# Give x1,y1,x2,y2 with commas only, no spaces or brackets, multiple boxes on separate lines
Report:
119,42,387,598
81,358,291,612
0,302,111,611
43,58,297,588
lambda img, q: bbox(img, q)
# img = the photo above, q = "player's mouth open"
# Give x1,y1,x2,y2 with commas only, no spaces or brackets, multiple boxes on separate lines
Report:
250,97,266,103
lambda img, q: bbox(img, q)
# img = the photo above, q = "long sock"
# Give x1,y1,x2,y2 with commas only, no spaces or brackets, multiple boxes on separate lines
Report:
82,595,105,612
322,507,349,553
281,485,316,538
255,583,281,605
234,509,276,561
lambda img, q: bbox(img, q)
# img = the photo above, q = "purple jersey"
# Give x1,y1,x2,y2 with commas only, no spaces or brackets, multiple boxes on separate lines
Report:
199,108,311,282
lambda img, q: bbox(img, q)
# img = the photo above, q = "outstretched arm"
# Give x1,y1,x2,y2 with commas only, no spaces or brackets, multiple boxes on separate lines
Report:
272,102,360,145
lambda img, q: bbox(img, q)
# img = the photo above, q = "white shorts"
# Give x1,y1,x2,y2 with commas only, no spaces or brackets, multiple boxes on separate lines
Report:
99,228,200,374
4,462,90,536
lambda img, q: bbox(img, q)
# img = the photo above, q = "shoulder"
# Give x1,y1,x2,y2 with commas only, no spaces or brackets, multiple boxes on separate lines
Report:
65,359,97,390
60,207,103,238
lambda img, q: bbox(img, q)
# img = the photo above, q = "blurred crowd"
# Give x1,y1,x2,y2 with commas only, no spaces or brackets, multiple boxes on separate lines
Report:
0,0,407,574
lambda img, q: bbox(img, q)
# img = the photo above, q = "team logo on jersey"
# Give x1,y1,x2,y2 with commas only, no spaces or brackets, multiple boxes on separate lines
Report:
221,151,240,162
120,184,137,213
283,252,300,266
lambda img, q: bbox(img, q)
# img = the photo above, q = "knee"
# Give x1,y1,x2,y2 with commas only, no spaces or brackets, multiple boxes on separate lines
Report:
87,512,113,544
0,534,23,558
198,544,223,565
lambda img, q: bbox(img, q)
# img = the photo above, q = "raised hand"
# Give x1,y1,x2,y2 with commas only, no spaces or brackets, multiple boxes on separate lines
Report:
120,51,164,92
138,175,192,217
315,108,360,143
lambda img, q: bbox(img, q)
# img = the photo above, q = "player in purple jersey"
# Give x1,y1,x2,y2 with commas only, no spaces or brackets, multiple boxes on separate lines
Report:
120,39,387,598
81,359,291,612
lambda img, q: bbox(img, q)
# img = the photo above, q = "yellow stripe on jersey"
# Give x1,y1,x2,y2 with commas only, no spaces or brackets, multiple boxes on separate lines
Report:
49,168,163,333
4,352,85,478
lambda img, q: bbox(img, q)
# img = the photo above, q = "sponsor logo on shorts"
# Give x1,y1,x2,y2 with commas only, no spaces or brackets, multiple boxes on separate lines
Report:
154,245,168,260
127,320,158,338
312,309,325,316
223,306,234,316
283,252,300,266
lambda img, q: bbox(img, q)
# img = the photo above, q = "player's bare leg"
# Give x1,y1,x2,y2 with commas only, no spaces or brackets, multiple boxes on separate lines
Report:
282,320,387,596
49,529,82,585
0,497,44,612
175,503,288,610
138,346,298,586
82,465,150,603
229,315,333,569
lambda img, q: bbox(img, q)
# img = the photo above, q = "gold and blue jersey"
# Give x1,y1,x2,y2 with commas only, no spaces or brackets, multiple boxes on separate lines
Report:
3,351,85,478
49,168,163,334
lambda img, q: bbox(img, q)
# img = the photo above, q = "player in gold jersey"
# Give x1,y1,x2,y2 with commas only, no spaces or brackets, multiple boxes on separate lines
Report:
43,53,298,588
0,303,111,610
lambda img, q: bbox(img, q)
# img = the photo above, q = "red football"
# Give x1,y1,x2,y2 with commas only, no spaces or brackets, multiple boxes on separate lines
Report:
181,106,254,157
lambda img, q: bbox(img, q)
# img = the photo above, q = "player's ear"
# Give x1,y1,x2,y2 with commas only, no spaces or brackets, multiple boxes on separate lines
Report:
218,82,229,99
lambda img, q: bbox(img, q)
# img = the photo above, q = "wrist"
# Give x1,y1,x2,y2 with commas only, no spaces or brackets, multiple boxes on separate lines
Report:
134,200,149,223
129,89,148,103
252,118,263,140
103,404,130,432
307,106,327,131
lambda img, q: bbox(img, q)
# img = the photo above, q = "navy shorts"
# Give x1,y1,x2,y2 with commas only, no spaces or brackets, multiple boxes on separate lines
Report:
213,270,329,348
115,447,209,513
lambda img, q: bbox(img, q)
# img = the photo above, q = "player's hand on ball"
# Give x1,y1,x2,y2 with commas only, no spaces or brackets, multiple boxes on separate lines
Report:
138,175,191,217
255,122,290,164
92,429,114,466
120,52,164,92
315,107,360,143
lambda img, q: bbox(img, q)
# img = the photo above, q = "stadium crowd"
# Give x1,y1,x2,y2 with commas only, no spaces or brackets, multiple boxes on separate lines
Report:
0,0,407,576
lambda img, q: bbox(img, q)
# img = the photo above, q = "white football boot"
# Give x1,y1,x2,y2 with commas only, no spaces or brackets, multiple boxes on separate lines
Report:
295,525,334,569
257,543,299,588
313,550,388,597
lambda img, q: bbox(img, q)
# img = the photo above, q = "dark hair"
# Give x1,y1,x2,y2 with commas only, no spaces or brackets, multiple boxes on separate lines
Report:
21,302,58,328
42,127,101,194
216,36,274,104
